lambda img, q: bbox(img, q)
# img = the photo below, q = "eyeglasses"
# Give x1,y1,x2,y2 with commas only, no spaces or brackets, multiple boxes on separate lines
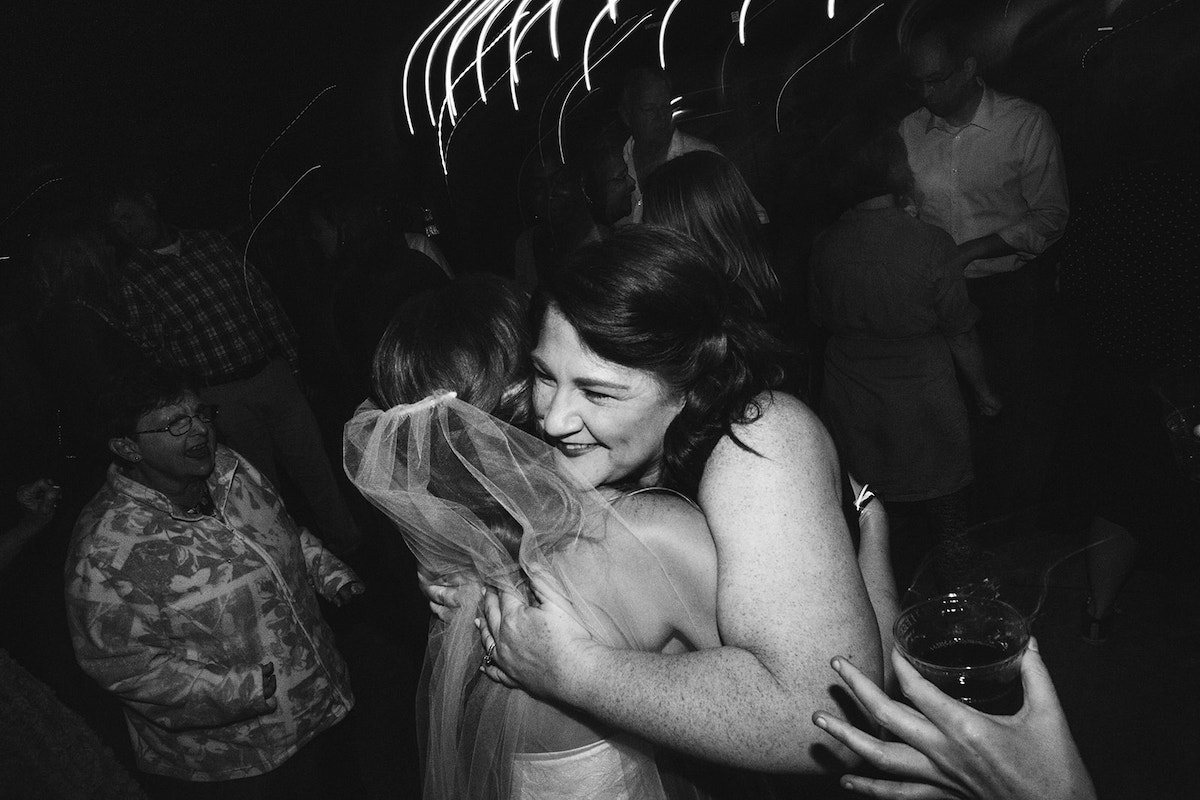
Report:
135,405,219,437
905,67,959,91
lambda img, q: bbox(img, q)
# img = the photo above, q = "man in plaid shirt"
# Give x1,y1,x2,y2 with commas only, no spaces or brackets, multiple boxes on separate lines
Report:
106,186,363,554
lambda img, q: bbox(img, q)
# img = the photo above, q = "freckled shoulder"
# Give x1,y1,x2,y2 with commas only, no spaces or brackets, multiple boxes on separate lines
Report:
709,391,840,482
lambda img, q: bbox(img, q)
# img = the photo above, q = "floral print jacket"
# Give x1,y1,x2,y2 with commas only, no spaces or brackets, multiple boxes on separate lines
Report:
65,446,356,781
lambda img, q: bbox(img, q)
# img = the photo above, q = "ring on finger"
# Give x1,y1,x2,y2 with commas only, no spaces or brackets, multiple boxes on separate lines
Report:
482,642,497,668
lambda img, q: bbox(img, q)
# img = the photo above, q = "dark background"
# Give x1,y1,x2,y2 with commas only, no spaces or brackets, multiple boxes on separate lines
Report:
2,0,1196,272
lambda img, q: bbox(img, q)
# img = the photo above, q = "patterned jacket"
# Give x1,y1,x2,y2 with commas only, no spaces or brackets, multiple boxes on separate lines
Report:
65,446,356,781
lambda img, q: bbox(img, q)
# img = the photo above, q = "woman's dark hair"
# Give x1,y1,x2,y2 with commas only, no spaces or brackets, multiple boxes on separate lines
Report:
99,364,194,441
535,226,787,497
642,151,781,317
825,117,914,209
371,275,532,426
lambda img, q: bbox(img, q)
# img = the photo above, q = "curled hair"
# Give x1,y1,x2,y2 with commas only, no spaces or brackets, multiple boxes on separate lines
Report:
642,151,781,317
372,275,532,426
536,226,786,497
98,364,194,441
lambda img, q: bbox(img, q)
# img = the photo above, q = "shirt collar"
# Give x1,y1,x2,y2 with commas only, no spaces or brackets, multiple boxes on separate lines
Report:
923,81,995,134
108,445,238,521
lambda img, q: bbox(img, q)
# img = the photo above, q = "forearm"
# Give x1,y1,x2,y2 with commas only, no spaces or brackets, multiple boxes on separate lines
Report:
855,504,898,689
957,234,1016,269
300,526,359,599
564,640,874,772
947,328,993,399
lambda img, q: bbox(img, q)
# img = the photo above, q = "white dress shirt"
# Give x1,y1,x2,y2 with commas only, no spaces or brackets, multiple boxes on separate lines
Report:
899,85,1069,278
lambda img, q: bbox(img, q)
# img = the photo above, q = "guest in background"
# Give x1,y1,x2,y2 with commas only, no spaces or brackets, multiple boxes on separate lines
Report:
809,120,999,590
616,68,766,225
899,4,1068,512
642,150,781,323
30,208,150,490
105,178,364,554
307,183,449,402
66,365,363,799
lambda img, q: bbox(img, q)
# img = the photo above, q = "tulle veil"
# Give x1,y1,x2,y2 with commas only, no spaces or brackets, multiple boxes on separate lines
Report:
343,392,709,799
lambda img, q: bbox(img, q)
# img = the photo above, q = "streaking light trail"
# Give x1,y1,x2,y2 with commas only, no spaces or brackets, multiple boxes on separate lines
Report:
775,2,885,132
403,2,866,175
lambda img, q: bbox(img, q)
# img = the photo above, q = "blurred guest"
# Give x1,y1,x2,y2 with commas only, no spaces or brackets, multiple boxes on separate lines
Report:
307,183,449,401
65,365,363,798
616,67,767,225
105,180,363,553
30,209,149,486
513,136,634,293
642,150,781,322
1,479,61,572
809,121,999,590
899,7,1068,511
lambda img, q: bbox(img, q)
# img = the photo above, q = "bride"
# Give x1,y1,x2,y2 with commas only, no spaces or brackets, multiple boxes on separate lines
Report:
343,275,723,799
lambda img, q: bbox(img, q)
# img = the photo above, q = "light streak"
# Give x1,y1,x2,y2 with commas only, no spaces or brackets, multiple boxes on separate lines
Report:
774,2,885,132
507,1,535,109
242,164,322,329
738,0,752,44
403,0,464,134
583,2,620,91
426,1,481,126
720,0,777,105
446,0,504,123
659,0,685,69
248,85,336,221
558,13,650,161
827,0,836,20
549,0,566,59
441,55,532,177
475,0,515,99
0,177,64,230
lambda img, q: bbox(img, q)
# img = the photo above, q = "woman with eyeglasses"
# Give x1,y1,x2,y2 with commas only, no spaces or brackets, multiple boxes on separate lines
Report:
65,364,366,799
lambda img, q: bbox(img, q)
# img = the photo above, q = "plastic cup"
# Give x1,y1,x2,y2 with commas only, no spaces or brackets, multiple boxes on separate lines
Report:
894,594,1030,715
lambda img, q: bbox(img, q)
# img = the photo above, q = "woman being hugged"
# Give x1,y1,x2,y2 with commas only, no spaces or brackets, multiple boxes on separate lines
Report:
481,226,887,773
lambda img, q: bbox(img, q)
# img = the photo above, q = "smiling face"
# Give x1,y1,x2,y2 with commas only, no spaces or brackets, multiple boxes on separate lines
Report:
532,305,684,489
114,391,218,495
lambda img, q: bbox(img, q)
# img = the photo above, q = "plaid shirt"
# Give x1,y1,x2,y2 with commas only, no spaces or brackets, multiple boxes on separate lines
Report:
119,229,299,383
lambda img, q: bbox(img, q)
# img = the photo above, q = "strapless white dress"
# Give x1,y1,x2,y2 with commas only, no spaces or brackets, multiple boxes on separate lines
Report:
511,734,662,799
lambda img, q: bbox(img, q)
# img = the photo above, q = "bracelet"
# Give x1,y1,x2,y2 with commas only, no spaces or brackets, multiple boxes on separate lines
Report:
853,484,876,514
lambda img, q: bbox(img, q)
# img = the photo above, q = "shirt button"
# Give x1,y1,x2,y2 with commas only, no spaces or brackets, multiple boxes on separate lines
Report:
952,168,958,174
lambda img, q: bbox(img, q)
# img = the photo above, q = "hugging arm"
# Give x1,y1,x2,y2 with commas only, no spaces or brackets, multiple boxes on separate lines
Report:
484,396,883,771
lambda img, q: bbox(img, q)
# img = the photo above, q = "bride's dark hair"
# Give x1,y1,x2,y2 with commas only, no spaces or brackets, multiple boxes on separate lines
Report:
535,226,786,498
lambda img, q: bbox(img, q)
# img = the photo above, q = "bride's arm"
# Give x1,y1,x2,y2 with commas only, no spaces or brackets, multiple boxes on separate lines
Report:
485,395,882,772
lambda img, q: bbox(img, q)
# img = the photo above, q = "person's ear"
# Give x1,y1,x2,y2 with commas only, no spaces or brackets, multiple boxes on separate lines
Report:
109,436,142,463
962,56,978,81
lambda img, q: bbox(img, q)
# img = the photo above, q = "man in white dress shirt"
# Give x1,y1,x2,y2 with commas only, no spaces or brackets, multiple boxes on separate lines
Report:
899,12,1069,510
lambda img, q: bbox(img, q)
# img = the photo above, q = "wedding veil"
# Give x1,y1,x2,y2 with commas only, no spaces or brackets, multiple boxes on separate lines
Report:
343,392,708,799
